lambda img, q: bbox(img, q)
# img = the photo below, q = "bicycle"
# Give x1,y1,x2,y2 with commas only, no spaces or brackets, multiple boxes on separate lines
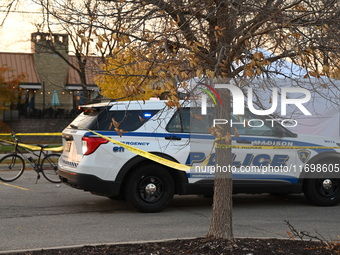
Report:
0,133,62,183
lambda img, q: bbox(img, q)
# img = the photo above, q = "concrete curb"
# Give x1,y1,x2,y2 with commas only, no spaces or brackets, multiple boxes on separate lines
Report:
0,237,196,254
0,236,295,254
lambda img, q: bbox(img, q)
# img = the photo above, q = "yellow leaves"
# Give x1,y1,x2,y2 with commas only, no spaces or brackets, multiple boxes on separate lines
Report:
208,126,223,139
308,71,320,78
115,127,127,137
260,59,271,66
205,70,215,78
242,52,271,78
287,231,295,240
214,26,226,38
111,34,131,46
225,132,232,144
253,52,264,61
256,68,262,76
333,68,340,78
0,67,24,109
243,66,255,78
109,118,122,134
293,4,307,11
180,71,189,80
170,14,181,27
306,65,331,79
163,84,180,108
291,32,301,39
188,41,204,53
234,127,239,139
304,46,314,55
95,34,105,51
176,14,181,23
120,35,131,45
165,100,180,108
244,39,250,47
189,58,197,68
322,65,330,74
196,68,204,77
193,41,204,48
96,45,167,101
79,35,90,45
191,113,204,121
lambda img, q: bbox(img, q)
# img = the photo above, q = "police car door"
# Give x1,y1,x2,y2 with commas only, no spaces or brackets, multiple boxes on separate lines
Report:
183,107,298,186
231,111,298,189
168,107,298,187
177,107,217,181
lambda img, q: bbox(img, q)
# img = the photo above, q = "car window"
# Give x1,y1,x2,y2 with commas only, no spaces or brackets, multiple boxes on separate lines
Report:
231,114,276,136
166,108,213,134
166,109,182,132
67,107,102,129
91,109,160,131
166,107,294,137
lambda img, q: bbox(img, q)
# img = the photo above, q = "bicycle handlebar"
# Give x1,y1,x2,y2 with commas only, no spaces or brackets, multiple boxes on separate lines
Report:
11,132,18,142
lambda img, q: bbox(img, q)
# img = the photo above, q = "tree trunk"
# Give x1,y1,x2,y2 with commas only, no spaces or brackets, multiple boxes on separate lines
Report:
207,87,233,239
206,0,236,239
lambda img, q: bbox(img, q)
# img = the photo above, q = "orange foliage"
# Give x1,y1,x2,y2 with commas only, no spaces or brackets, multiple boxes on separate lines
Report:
0,66,26,110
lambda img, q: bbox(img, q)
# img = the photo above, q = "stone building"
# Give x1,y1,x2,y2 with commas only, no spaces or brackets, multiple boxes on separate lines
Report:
0,32,101,120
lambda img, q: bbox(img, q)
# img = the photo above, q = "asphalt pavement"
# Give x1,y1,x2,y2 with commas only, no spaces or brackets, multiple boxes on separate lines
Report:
1,171,339,253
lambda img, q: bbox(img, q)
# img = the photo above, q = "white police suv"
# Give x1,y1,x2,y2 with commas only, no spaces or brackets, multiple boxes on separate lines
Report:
58,100,340,212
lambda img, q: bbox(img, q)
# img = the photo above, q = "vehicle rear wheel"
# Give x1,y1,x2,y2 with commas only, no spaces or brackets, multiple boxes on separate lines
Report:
125,164,174,213
303,178,340,206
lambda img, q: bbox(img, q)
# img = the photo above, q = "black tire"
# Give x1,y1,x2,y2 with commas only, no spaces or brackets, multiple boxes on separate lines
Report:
41,154,61,183
0,154,25,182
125,164,174,213
303,178,340,206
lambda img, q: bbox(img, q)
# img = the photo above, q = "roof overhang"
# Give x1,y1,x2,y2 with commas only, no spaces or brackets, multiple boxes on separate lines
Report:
65,84,99,91
20,84,42,90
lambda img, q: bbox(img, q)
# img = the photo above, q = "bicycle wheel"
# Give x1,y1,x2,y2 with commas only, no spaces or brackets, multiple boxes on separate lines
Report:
41,153,61,183
0,154,25,182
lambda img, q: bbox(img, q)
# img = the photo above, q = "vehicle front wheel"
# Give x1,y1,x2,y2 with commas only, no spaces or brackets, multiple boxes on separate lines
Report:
303,178,340,206
125,164,174,213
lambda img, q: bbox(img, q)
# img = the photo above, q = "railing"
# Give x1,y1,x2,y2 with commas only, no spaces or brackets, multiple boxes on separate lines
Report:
3,108,80,120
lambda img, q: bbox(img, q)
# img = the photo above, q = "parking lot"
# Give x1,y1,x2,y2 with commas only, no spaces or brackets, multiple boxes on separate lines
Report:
1,170,339,253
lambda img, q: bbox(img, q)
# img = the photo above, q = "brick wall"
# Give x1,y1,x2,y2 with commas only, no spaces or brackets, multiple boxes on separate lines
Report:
5,118,72,143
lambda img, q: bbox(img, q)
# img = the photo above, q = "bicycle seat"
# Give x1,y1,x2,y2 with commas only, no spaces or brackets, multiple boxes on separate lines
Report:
37,144,49,149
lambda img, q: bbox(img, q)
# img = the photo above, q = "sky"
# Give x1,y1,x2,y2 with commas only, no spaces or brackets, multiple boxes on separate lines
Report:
0,0,42,52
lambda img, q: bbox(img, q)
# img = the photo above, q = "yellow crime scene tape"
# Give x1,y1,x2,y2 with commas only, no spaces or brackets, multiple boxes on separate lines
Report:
2,132,340,172
87,129,191,172
86,129,340,172
0,133,63,152
215,144,340,150
0,133,62,136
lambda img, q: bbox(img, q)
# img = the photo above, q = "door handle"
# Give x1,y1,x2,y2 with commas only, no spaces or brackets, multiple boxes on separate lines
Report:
165,136,182,141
